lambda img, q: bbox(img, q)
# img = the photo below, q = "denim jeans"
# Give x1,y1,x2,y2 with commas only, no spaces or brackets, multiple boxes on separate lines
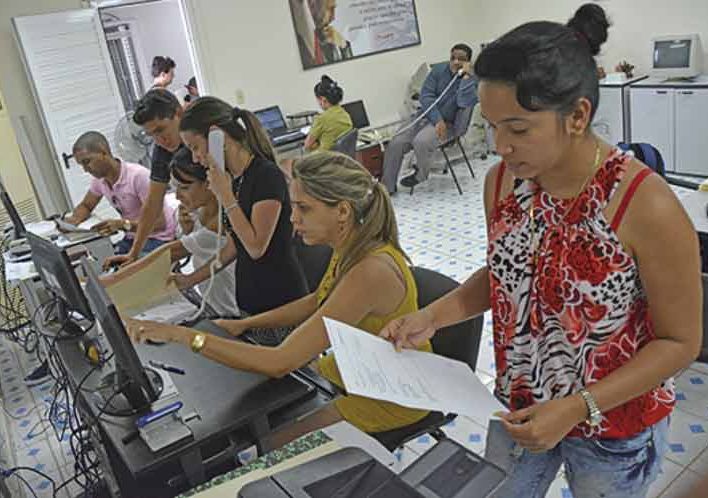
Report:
484,417,669,498
115,237,166,256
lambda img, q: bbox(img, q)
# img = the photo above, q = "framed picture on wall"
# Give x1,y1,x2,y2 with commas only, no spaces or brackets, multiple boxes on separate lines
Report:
289,0,422,70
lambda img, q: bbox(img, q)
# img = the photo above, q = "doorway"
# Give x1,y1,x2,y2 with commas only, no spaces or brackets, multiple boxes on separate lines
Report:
99,0,199,112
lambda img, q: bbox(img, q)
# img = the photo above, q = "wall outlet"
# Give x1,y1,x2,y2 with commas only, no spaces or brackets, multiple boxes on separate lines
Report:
235,89,245,105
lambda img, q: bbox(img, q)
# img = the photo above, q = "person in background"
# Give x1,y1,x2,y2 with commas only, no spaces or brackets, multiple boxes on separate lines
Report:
65,131,177,255
304,75,353,152
184,76,199,104
102,147,238,318
175,97,307,315
382,43,478,193
151,56,176,90
381,8,701,498
127,152,430,442
103,89,186,269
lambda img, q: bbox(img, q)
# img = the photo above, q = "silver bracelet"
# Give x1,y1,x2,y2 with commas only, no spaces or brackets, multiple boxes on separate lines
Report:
224,202,239,212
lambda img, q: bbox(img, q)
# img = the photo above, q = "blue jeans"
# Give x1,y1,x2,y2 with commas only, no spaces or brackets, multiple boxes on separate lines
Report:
484,417,669,498
115,237,166,256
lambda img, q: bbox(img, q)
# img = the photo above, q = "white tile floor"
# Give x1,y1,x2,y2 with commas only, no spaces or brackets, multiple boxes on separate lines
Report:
1,156,707,497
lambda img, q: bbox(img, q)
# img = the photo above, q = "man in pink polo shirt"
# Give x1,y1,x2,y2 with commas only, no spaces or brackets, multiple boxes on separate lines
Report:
64,131,177,255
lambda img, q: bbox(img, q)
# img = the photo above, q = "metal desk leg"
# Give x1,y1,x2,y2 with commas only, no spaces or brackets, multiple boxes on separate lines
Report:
179,447,206,488
249,415,273,456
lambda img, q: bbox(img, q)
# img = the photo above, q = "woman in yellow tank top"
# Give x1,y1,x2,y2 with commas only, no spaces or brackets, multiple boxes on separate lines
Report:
127,151,430,442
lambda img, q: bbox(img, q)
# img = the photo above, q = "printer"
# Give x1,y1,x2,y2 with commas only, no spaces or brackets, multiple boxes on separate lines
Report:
238,439,507,498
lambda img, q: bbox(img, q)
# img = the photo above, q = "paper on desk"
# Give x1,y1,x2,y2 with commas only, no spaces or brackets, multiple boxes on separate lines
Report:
105,250,197,320
323,317,505,424
3,259,36,284
25,220,58,238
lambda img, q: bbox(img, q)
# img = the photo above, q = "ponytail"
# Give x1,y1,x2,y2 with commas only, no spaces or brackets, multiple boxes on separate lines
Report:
235,108,276,162
292,152,407,289
180,96,276,162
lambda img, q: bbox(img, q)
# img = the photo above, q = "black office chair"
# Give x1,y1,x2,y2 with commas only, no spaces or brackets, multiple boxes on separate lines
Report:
616,142,666,177
293,235,333,292
332,129,358,159
699,274,708,364
410,105,476,196
369,266,484,451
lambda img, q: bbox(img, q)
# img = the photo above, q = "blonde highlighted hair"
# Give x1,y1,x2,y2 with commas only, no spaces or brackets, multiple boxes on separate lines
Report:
292,151,407,287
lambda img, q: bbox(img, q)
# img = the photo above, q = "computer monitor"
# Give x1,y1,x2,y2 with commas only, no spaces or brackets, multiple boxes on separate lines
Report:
254,105,287,133
342,101,370,129
0,179,26,239
26,232,93,324
81,259,161,413
651,34,704,80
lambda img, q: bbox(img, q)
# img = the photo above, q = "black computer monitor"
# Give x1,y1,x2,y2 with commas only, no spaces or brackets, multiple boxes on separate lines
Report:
254,105,287,133
342,101,370,129
81,259,161,413
26,232,93,324
0,179,26,239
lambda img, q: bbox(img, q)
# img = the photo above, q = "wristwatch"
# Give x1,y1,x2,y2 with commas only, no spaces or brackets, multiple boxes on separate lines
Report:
579,388,602,427
122,219,132,232
191,333,207,354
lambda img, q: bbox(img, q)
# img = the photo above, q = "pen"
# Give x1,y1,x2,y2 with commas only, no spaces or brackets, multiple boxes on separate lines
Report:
136,401,183,429
149,360,185,375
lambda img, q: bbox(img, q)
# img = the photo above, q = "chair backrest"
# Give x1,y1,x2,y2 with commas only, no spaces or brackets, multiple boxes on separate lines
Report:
452,104,475,140
411,266,483,371
616,142,666,177
293,235,333,293
332,128,358,159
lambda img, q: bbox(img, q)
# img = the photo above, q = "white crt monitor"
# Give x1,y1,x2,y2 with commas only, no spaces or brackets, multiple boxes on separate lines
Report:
651,34,704,79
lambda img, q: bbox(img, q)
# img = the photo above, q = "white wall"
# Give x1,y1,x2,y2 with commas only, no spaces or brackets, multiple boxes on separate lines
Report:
470,0,708,78
185,0,483,126
102,0,196,96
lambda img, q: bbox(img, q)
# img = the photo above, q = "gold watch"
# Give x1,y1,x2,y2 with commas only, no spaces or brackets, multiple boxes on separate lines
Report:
191,333,207,353
122,219,132,232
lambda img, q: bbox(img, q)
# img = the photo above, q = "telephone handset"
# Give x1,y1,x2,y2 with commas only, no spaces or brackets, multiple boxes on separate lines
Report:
208,128,226,172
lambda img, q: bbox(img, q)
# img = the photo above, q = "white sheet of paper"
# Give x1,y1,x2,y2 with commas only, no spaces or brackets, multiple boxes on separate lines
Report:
3,259,36,284
324,317,505,424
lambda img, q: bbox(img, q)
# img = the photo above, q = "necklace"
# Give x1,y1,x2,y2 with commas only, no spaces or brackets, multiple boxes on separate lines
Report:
528,142,602,267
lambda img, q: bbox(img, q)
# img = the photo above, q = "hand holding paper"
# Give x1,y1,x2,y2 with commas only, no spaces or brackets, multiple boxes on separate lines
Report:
323,318,504,425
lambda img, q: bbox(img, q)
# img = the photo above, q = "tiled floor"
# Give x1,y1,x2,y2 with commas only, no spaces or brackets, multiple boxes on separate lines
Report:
1,155,707,497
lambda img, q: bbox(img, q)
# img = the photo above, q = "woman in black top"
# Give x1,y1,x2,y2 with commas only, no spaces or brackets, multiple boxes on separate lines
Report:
177,97,307,314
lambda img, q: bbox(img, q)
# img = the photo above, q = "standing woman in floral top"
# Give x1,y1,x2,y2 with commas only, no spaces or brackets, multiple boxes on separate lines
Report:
381,13,702,498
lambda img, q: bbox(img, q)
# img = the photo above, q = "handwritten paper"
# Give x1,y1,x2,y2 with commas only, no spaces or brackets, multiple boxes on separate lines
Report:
324,317,505,424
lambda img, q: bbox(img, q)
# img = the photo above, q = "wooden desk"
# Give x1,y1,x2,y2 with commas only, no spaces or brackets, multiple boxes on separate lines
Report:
356,142,384,179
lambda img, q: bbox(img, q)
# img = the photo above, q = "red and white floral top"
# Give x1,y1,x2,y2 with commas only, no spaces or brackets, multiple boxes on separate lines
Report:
487,149,674,439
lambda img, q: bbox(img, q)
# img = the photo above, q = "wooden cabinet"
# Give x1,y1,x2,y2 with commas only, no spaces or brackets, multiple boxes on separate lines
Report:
356,143,383,179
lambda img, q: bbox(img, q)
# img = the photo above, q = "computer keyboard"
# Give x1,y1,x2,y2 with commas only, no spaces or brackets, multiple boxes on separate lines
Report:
240,326,295,347
273,131,305,144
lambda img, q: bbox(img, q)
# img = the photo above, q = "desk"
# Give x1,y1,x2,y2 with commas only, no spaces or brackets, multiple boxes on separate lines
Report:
56,320,336,497
675,187,708,272
675,188,708,234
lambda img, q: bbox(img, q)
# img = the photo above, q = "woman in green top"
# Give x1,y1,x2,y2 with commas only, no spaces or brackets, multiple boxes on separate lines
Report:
304,75,353,151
